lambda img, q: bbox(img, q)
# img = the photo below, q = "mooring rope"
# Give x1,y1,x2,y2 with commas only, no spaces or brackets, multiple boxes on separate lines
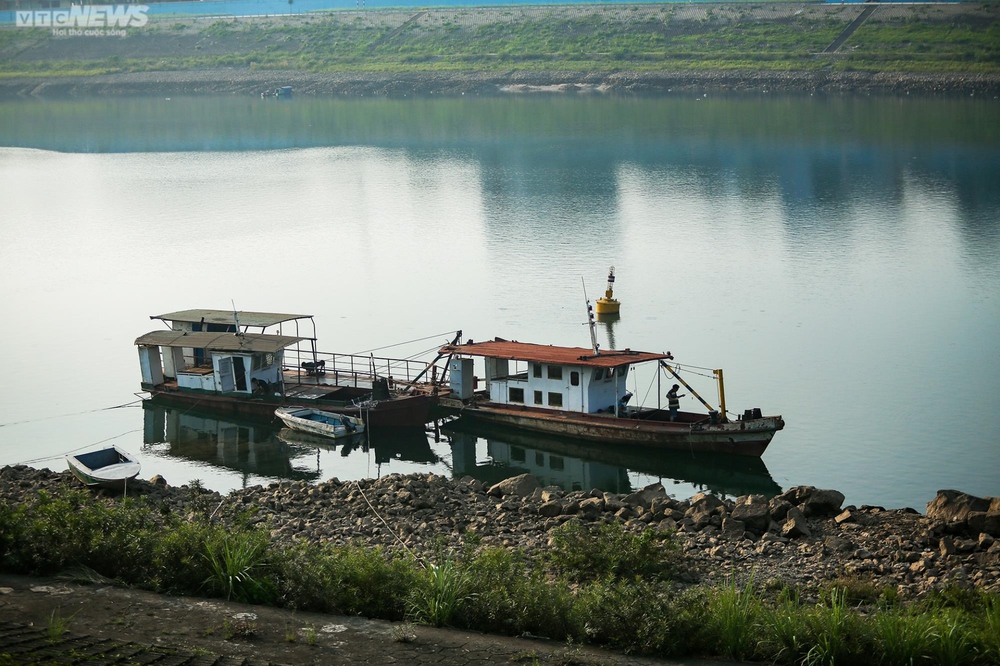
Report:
351,330,458,356
354,480,427,569
0,399,143,429
12,428,143,466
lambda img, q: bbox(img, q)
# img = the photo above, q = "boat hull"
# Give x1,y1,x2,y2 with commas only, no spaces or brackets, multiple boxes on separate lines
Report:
275,407,365,440
146,387,433,428
447,402,781,457
66,446,141,491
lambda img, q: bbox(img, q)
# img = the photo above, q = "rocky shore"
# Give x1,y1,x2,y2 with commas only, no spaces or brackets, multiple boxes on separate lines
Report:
3,69,999,99
2,464,998,598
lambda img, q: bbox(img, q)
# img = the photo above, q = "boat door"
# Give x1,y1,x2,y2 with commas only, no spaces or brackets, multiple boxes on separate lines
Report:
219,357,235,392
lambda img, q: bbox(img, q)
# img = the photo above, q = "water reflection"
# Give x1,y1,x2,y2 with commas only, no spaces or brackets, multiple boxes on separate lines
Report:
141,403,439,487
443,419,782,499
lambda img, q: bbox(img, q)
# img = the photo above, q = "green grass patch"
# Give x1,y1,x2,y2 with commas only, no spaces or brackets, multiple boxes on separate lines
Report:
1,487,999,663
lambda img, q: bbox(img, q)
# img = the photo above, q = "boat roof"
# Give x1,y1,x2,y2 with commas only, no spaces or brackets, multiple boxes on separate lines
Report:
135,330,305,353
440,340,672,369
151,309,312,327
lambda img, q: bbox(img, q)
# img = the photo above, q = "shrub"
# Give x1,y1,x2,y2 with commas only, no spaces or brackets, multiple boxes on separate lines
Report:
547,520,677,582
203,529,276,604
276,541,416,619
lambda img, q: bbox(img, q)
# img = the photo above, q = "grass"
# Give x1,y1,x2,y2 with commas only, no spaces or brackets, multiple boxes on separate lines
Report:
46,608,75,643
1,486,999,664
0,4,997,78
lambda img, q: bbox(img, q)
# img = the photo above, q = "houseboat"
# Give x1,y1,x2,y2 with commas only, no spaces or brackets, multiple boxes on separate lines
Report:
436,338,784,457
135,309,449,428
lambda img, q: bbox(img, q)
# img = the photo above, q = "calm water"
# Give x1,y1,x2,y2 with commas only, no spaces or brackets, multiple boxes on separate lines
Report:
0,94,997,510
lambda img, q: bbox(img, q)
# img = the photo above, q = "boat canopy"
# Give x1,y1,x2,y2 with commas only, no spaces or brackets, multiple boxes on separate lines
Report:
135,330,305,353
440,340,672,369
152,309,313,328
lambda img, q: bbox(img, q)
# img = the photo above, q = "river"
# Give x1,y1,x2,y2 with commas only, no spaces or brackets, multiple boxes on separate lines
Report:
0,93,997,510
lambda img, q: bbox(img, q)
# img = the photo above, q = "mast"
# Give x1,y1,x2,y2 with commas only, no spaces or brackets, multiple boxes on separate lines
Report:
582,278,599,355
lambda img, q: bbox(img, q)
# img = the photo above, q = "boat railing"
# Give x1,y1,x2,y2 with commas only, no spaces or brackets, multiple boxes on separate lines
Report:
282,348,448,392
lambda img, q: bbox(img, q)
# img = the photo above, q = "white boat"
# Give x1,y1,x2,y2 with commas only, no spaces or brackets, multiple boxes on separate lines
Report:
275,406,366,440
66,446,141,490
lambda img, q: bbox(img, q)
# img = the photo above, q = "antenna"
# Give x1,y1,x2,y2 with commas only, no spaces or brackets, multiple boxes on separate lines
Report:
231,299,243,336
582,277,599,355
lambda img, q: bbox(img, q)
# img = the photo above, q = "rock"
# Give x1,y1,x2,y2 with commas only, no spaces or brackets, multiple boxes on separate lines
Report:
778,486,846,517
721,517,746,539
149,474,168,487
835,509,856,525
689,492,726,512
731,495,770,533
488,474,541,498
538,501,562,518
782,510,811,539
768,498,793,521
940,536,956,557
579,497,605,517
927,490,1000,537
622,482,666,509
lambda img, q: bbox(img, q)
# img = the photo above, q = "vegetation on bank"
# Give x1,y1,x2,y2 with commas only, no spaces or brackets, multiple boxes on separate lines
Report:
0,4,998,79
2,487,999,664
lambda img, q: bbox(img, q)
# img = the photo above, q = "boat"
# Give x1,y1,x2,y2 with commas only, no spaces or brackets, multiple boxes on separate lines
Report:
135,309,452,428
594,266,620,315
275,406,365,440
436,298,783,457
66,446,141,491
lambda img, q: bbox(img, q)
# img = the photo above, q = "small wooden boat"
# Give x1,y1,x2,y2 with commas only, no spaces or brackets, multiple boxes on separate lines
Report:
66,446,141,490
275,406,365,440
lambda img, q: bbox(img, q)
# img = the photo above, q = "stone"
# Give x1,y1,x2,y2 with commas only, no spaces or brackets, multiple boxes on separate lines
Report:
149,474,168,487
940,536,956,557
579,497,605,517
538,501,562,518
731,494,770,532
778,486,846,517
768,498,793,521
782,513,811,539
689,492,726,512
835,509,855,525
488,474,541,498
721,517,746,538
622,482,666,509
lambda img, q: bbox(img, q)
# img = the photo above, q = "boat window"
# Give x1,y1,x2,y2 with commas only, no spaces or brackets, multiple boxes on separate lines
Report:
535,452,544,466
533,390,543,405
549,456,565,471
547,366,563,380
509,387,525,403
570,371,580,386
511,447,525,463
547,392,563,407
605,367,615,381
532,363,542,378
594,368,604,381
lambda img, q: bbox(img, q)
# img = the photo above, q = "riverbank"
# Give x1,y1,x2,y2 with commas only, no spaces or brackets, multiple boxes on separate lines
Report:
3,464,998,597
4,68,999,99
1,3,998,98
2,464,999,663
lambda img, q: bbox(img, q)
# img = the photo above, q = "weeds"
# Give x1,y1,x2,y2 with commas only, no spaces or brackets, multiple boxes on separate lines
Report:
2,489,1000,664
408,558,474,627
203,530,275,604
707,577,763,660
46,608,75,643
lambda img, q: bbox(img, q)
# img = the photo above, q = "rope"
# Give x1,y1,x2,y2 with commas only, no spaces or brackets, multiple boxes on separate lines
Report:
0,399,143,428
351,330,458,356
13,428,143,466
353,480,426,569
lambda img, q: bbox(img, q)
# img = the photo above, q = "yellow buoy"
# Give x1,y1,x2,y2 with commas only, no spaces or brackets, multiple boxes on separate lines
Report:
595,266,620,315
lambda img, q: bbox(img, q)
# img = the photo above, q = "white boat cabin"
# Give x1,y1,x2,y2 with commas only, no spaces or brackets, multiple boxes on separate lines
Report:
136,310,317,395
442,340,672,414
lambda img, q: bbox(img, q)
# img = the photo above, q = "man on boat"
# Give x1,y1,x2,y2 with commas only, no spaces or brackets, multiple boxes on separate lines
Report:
667,384,685,422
